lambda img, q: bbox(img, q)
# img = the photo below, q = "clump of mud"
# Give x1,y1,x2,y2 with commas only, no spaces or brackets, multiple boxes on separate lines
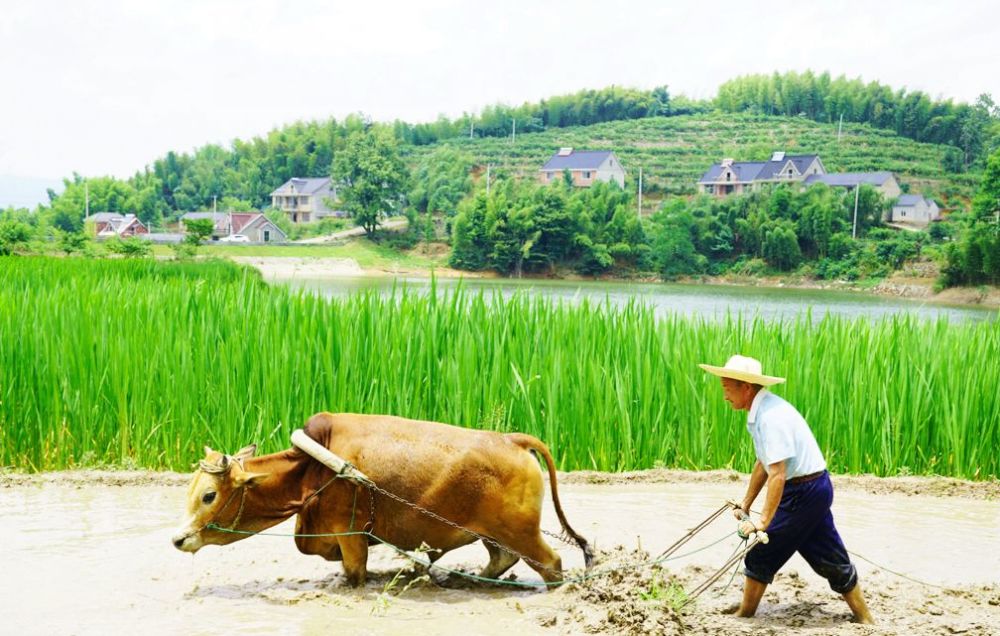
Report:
544,547,687,635
541,546,1000,636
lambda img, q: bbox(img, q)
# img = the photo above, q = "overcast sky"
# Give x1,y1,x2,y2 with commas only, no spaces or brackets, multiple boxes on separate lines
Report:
2,0,998,195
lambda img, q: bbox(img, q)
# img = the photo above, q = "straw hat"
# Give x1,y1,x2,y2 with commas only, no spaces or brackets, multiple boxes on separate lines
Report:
698,354,785,386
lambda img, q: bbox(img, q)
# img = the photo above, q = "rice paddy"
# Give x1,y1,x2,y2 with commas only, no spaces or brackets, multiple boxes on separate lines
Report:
1,256,997,478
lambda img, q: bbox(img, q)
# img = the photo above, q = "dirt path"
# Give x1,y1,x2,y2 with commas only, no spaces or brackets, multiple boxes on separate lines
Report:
2,471,998,635
293,219,409,244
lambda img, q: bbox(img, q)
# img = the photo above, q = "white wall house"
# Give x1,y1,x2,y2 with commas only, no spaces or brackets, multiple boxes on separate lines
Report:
270,177,341,223
698,152,826,195
539,149,626,188
891,194,940,226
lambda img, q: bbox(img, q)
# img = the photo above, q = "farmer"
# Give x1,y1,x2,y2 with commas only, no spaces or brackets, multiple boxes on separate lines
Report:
699,354,874,624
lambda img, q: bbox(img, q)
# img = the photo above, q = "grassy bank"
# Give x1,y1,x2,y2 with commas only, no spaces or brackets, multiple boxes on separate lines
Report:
1,256,997,478
150,237,451,269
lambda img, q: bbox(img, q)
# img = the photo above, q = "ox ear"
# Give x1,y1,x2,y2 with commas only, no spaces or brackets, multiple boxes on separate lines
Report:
203,446,216,457
233,471,268,489
233,444,257,461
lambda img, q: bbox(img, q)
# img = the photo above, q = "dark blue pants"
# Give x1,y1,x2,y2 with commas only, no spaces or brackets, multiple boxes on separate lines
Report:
744,471,858,594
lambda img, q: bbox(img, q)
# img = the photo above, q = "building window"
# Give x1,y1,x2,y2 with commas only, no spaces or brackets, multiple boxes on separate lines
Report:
726,172,731,182
264,230,271,242
582,171,591,179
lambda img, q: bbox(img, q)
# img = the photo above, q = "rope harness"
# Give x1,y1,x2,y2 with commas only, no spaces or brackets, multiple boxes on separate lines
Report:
202,455,758,596
197,439,947,602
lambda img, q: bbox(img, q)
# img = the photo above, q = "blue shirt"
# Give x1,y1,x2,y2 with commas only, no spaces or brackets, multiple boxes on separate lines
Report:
747,389,827,479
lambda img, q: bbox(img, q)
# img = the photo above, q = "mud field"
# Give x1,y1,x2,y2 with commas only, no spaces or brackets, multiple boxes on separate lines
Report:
2,470,998,636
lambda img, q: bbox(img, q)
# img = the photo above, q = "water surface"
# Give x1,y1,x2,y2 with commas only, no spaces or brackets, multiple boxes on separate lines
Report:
279,277,997,323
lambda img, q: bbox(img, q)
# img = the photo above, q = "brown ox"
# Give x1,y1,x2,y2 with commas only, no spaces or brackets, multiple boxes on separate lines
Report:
172,412,593,586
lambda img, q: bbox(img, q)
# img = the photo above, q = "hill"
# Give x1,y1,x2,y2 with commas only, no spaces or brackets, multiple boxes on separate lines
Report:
408,112,980,209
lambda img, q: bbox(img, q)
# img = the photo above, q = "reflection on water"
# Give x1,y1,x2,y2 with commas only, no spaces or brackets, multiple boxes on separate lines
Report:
279,276,997,323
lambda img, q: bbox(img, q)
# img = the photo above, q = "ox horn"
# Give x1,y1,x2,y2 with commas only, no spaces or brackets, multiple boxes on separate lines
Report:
199,454,231,475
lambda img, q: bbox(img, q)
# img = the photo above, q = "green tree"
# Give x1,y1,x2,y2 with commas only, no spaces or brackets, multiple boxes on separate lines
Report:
105,236,152,258
333,127,410,235
58,231,89,255
973,148,1000,220
410,147,473,216
449,192,491,270
0,220,33,255
183,218,215,246
648,202,706,279
762,222,802,271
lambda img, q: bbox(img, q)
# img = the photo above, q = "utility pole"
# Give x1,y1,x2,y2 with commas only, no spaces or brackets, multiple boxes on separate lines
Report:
470,119,474,139
84,181,89,218
486,164,491,196
213,195,217,214
838,113,844,143
852,184,860,239
511,118,516,143
637,167,643,216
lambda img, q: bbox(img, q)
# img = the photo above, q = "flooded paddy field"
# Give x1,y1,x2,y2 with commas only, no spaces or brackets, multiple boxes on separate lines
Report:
2,471,998,635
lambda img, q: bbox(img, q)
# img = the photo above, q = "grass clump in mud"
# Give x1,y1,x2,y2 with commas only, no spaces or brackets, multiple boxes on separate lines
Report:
550,547,688,635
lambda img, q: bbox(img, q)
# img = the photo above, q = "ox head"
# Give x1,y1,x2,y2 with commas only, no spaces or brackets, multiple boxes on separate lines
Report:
172,444,266,553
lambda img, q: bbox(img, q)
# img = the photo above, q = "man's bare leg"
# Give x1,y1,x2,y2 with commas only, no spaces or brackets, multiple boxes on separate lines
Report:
736,577,767,617
842,583,875,624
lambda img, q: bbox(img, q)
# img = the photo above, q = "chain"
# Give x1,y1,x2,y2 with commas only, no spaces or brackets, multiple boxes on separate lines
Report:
542,528,578,547
364,481,558,574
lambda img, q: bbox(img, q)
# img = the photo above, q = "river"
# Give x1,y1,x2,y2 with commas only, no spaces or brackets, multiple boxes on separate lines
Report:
278,276,997,323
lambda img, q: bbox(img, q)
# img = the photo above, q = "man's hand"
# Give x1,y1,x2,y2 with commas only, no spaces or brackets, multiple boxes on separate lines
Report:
737,518,761,538
732,505,750,521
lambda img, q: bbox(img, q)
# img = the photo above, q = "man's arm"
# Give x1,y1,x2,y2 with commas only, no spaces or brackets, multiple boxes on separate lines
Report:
755,460,786,530
739,460,768,516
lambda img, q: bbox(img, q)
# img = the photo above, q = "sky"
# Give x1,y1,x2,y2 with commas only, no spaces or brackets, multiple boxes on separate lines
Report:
2,0,998,206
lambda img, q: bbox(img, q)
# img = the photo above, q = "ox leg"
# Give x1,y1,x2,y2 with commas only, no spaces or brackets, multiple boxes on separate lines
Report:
481,541,520,581
504,531,563,586
339,534,369,587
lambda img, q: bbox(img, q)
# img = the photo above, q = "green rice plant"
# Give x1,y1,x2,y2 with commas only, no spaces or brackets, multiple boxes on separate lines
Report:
1,256,997,478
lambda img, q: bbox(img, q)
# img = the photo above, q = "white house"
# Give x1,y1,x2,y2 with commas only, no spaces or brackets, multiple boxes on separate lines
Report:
891,194,940,226
804,172,903,199
698,152,825,195
270,177,341,223
539,148,626,188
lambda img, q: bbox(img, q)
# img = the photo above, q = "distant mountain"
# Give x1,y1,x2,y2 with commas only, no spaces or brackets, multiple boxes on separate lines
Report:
0,174,64,209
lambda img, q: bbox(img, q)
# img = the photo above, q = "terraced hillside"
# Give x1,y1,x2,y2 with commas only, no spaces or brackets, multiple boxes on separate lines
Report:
406,113,979,208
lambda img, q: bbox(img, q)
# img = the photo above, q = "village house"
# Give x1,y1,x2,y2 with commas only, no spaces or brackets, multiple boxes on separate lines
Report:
180,211,287,243
699,152,903,199
698,152,826,195
804,172,902,199
890,194,940,226
84,212,149,238
539,148,626,188
270,177,341,223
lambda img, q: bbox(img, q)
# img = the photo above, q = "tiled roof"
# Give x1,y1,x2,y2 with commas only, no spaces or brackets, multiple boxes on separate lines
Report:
541,150,614,171
271,177,332,196
804,172,894,187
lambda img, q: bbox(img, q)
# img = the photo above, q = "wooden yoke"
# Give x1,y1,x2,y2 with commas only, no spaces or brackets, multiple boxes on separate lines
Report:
290,429,373,487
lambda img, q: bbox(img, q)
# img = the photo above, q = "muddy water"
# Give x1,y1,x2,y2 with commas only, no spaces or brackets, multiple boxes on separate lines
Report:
2,479,998,635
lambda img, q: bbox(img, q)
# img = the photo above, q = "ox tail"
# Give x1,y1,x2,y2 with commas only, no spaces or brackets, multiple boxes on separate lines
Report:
507,433,594,569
